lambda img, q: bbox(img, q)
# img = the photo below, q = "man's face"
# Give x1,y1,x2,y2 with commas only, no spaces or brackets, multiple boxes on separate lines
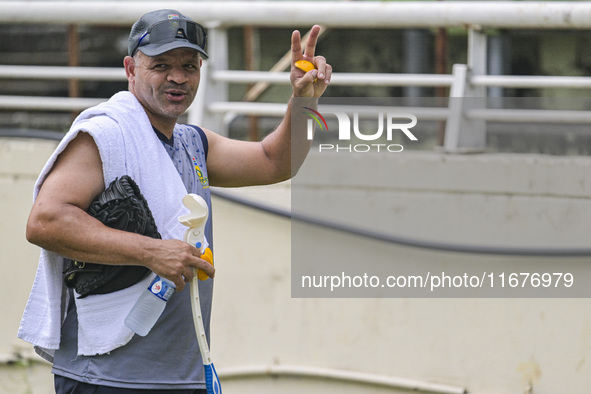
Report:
127,48,202,128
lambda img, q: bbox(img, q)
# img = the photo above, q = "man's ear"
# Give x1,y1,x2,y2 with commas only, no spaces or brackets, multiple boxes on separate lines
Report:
123,56,136,85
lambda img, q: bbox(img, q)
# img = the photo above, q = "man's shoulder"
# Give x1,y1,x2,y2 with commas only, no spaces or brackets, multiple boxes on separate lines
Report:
174,124,207,143
77,115,119,133
175,124,208,159
68,115,120,146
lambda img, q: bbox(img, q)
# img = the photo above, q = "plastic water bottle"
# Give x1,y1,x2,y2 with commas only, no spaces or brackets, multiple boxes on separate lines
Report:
125,275,176,336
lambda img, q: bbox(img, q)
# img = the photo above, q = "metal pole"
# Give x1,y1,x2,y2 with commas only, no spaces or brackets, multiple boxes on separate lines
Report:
244,25,259,141
435,25,449,146
68,24,80,120
201,25,229,135
487,31,508,103
3,2,591,29
67,25,80,98
403,29,429,100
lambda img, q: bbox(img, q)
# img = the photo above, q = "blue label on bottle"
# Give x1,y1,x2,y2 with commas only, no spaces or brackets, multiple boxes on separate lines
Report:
148,276,175,302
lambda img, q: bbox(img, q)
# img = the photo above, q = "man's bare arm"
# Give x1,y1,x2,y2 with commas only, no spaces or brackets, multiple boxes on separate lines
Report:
205,25,331,188
26,132,213,291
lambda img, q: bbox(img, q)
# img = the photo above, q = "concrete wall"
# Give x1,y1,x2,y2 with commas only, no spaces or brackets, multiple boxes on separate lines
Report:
0,137,56,393
2,137,591,393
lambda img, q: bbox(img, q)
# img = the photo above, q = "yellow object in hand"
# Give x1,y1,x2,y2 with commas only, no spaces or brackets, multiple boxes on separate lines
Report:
198,247,213,281
295,60,316,73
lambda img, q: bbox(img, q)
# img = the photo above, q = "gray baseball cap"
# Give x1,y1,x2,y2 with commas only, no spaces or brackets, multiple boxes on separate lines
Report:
128,9,208,58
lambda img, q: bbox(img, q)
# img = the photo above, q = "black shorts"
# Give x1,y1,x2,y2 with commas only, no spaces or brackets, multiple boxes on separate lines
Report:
54,375,207,394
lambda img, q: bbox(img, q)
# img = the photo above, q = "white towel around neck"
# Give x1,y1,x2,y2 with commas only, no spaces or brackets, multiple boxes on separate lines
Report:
17,91,190,361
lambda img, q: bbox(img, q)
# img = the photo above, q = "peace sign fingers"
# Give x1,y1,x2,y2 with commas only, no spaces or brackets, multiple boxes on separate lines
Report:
290,25,331,98
303,24,321,59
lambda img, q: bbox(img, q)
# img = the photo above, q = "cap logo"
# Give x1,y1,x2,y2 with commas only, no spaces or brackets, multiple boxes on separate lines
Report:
168,14,180,20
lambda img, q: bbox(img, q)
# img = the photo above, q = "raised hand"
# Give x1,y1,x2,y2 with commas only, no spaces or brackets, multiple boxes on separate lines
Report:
290,25,332,98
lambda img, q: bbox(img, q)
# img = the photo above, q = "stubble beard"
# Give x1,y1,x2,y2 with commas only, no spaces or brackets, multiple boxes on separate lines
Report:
151,86,195,121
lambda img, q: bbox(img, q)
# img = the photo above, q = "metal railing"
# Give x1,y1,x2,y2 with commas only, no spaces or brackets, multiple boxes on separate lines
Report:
2,1,591,152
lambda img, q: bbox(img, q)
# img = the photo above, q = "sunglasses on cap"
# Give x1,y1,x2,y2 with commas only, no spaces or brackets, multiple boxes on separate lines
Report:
131,19,207,57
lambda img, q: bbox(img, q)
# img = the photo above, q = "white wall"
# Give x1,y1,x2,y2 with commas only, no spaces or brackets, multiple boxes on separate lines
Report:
3,138,591,393
212,153,591,393
0,137,56,394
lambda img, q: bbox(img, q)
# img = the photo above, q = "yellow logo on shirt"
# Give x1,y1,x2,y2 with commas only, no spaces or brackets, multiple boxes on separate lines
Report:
192,157,209,188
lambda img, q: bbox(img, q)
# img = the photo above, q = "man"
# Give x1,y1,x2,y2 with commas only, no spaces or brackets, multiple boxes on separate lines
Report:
18,9,331,393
